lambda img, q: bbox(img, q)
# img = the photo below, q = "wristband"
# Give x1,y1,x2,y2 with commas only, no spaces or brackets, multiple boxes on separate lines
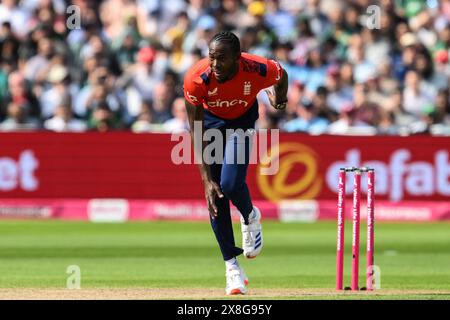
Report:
273,100,288,110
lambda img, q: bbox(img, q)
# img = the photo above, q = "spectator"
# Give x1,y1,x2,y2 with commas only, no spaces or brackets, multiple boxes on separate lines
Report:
0,0,32,39
282,98,329,134
434,89,450,124
152,82,174,124
264,0,296,41
23,37,54,83
2,71,40,121
131,101,164,133
0,0,448,135
0,101,40,131
0,22,20,62
325,65,353,113
328,102,376,135
114,28,141,72
221,0,255,31
166,33,194,75
284,81,305,122
129,46,160,103
314,86,336,122
44,103,87,132
290,16,317,66
378,109,400,135
38,64,71,119
163,97,189,133
431,49,450,90
136,0,186,38
183,14,218,56
402,70,436,117
75,66,120,118
88,102,121,132
161,11,190,50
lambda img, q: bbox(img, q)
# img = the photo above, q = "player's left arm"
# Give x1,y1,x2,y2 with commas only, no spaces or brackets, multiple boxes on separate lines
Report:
272,68,288,109
265,62,289,110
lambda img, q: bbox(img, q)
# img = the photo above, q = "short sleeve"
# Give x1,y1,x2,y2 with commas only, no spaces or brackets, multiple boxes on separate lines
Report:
183,74,206,106
264,59,284,88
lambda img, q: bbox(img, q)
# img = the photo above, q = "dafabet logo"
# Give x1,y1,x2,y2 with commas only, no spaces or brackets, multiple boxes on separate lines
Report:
256,143,322,201
0,150,39,192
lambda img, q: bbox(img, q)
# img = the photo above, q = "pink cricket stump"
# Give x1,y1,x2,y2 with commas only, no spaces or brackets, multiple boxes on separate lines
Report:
336,169,346,290
366,169,375,290
351,170,361,291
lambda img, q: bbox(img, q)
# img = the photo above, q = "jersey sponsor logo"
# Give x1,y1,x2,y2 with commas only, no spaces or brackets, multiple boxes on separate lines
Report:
206,99,249,108
186,91,198,103
207,87,218,96
272,60,282,81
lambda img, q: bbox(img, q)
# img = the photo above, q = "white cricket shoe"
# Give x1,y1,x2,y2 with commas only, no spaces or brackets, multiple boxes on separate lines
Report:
225,266,248,295
240,264,249,286
241,206,263,259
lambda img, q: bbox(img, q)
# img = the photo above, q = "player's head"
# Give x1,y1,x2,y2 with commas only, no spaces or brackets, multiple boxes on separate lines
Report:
209,31,241,83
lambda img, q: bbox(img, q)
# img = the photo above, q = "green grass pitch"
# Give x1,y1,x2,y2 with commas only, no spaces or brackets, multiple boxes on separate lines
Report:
0,220,449,299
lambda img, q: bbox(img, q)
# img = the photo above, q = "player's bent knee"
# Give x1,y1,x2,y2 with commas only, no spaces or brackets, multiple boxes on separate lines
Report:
220,180,241,198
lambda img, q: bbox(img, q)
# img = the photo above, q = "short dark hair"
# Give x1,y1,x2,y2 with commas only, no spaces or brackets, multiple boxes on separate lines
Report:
211,31,241,56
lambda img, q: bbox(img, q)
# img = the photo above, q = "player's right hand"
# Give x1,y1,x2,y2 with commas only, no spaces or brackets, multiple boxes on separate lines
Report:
203,180,224,218
265,89,287,110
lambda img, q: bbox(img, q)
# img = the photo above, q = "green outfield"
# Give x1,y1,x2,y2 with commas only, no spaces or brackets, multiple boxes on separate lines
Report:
0,220,449,300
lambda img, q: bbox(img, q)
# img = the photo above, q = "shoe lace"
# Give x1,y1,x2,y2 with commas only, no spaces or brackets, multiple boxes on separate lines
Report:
243,231,252,246
227,269,243,287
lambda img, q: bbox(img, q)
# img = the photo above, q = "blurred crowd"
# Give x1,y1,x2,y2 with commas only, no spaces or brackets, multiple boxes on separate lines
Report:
0,0,450,135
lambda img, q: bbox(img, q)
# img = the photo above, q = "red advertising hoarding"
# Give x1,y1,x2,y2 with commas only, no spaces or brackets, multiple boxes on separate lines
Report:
1,132,449,221
1,132,449,202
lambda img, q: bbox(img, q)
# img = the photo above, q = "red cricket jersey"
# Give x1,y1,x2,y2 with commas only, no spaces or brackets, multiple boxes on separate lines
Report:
183,52,283,120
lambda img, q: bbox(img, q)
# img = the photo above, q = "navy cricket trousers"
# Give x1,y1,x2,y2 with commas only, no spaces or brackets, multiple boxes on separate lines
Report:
207,128,254,261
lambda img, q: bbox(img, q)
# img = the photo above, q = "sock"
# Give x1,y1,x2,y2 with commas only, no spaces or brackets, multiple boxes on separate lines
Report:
225,258,239,270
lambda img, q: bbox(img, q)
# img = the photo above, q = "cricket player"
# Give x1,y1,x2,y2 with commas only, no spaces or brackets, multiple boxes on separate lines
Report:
183,31,288,295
